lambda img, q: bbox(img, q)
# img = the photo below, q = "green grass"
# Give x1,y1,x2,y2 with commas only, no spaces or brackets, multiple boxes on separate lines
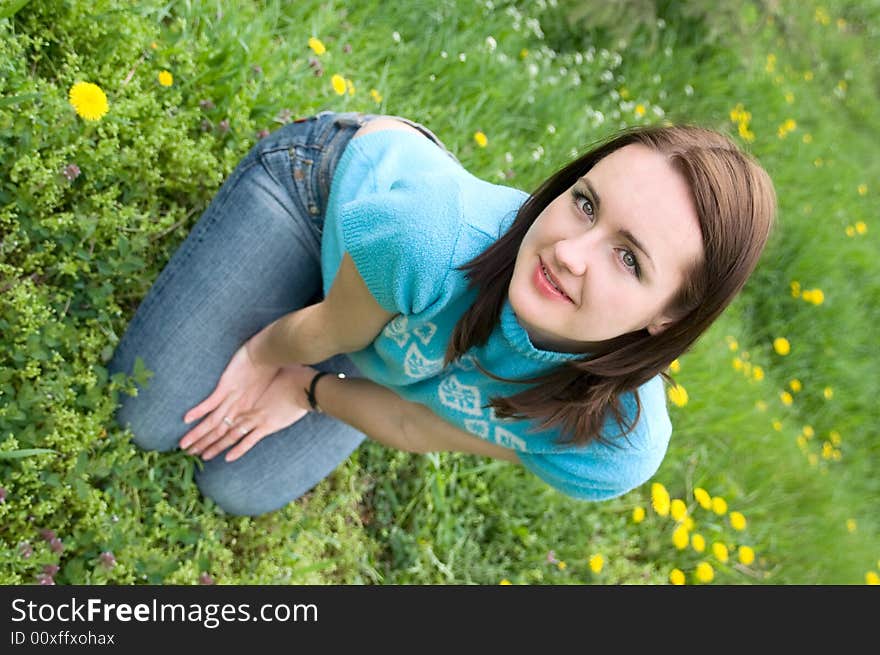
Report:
1,0,877,585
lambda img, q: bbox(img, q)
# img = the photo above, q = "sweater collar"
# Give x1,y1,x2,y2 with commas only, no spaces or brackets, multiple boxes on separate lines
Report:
500,298,588,364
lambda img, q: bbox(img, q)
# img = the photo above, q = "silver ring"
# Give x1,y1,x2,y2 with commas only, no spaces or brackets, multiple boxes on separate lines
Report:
222,416,233,427
238,427,249,436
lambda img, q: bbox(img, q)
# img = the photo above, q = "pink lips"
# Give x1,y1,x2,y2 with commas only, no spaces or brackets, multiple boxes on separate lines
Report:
534,258,572,303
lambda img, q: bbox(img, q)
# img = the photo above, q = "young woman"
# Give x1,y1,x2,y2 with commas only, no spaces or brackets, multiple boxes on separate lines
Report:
108,111,775,516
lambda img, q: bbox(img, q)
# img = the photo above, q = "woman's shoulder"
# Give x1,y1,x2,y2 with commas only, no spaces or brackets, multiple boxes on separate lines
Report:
351,117,427,141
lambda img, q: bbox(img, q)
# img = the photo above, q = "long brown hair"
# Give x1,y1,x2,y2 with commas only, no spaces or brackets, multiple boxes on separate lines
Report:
443,125,777,447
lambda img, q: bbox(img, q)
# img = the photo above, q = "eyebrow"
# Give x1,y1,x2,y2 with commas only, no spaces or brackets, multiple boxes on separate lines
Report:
579,176,656,274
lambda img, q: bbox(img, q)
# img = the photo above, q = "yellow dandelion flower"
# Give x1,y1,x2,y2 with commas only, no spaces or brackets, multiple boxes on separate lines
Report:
829,430,841,445
499,578,512,585
557,560,567,570
765,54,776,73
330,74,346,95
790,280,801,297
691,533,706,553
845,225,856,237
772,419,783,431
346,79,356,96
635,104,646,118
729,511,747,531
773,337,791,356
669,358,681,373
520,48,529,59
157,70,173,87
752,366,764,381
669,568,686,585
632,506,646,523
150,42,158,50
695,562,714,583
742,362,753,377
809,289,824,305
804,70,814,81
68,81,109,121
789,379,802,393
784,118,797,131
866,572,880,585
803,133,813,143
370,88,383,103
796,434,807,449
619,87,630,99
712,542,729,563
846,518,857,533
784,91,794,104
651,483,671,516
711,496,728,515
822,441,833,459
802,425,815,438
693,487,711,510
738,545,755,565
857,184,868,196
832,449,842,461
855,221,867,234
780,391,793,406
668,384,688,407
814,158,823,167
823,386,834,399
474,131,488,148
802,289,815,302
308,37,327,56
732,357,743,371
670,499,687,521
755,400,768,411
672,524,690,550
589,554,604,573
726,336,739,351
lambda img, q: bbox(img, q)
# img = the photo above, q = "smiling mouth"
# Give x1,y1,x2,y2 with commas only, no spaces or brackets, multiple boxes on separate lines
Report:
538,258,573,303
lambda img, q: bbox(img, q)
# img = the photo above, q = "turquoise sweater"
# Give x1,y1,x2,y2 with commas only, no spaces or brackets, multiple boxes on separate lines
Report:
320,129,671,501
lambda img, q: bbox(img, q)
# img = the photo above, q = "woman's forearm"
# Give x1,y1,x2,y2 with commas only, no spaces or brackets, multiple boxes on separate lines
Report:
248,304,339,368
312,373,420,453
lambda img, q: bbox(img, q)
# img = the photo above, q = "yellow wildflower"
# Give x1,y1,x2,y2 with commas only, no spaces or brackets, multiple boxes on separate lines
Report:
738,545,755,565
308,37,327,55
773,337,791,356
712,542,729,563
669,358,681,373
858,184,868,196
672,524,690,550
729,511,747,531
68,81,109,121
752,366,764,381
330,74,347,95
789,379,802,393
822,441,833,459
150,42,158,50
772,419,783,431
474,131,488,148
726,336,739,351
693,487,711,510
669,568,685,585
765,54,776,73
780,391,793,406
755,400,768,411
635,104,646,118
520,48,529,59
790,280,801,297
651,483,671,516
691,533,706,553
866,572,879,585
346,79,356,96
589,554,604,573
499,578,512,585
732,358,743,371
670,499,687,521
683,517,694,531
695,562,714,583
823,386,834,399
711,496,727,515
668,384,688,407
802,425,815,438
845,226,856,237
803,133,813,143
855,221,867,234
370,89,383,104
784,91,794,104
804,70,814,81
846,519,857,533
808,288,824,305
157,70,173,87
632,506,646,523
829,430,841,445
557,560,567,570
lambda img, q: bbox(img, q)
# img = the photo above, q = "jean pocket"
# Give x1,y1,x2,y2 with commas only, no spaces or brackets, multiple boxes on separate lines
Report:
288,143,324,220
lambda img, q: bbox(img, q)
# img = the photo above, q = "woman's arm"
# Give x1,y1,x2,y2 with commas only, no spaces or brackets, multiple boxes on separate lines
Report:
316,373,520,463
248,252,398,367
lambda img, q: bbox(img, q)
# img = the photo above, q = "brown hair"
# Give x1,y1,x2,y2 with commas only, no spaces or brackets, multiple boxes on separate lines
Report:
443,124,777,447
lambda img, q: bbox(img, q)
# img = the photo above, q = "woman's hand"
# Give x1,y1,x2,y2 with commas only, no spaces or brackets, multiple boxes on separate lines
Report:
189,363,319,462
178,340,280,456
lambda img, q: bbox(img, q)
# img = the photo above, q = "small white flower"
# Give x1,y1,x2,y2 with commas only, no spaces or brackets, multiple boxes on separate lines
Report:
459,52,467,62
527,63,539,77
429,74,436,81
546,124,556,134
505,152,514,164
664,46,673,57
392,31,401,43
531,145,544,160
486,36,497,52
600,70,613,83
652,73,661,84
440,50,448,58
657,18,667,29
652,106,665,117
684,84,694,96
574,52,583,65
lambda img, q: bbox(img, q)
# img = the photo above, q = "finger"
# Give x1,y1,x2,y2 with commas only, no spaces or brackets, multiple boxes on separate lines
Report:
211,392,244,439
183,387,225,425
225,426,270,463
201,424,251,461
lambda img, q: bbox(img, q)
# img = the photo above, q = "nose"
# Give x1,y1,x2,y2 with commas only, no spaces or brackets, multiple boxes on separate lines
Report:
553,232,591,277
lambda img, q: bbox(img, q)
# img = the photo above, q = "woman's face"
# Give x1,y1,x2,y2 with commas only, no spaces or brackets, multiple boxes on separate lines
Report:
508,143,704,353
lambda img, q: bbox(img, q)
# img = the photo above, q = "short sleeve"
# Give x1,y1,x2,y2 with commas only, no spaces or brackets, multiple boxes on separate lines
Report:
337,174,463,316
516,390,672,501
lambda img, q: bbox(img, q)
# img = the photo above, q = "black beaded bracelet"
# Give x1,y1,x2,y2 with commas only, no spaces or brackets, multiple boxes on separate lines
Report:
305,371,346,413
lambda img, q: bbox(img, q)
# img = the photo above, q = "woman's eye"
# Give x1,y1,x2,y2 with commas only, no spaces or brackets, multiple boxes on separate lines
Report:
573,191,594,218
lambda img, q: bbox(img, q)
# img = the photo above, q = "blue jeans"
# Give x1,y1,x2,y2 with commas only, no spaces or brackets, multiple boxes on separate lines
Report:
108,111,452,516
